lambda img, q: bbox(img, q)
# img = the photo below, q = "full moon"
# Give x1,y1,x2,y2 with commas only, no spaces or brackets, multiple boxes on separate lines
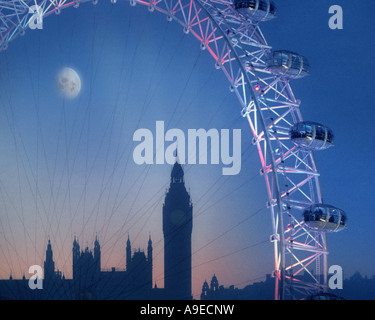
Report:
56,67,81,99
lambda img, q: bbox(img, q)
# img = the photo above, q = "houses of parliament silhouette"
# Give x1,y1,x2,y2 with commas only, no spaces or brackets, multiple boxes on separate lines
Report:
0,160,193,300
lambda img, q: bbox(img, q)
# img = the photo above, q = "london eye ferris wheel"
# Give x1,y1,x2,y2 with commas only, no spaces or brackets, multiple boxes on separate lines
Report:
0,0,347,300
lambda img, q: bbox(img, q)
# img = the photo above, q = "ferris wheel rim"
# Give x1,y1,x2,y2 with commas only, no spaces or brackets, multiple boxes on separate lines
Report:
0,0,336,300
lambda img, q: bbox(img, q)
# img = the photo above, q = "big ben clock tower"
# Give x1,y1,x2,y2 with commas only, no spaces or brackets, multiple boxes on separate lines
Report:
163,158,193,300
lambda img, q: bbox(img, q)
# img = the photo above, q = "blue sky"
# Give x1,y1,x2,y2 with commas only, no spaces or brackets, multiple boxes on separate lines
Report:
0,0,374,299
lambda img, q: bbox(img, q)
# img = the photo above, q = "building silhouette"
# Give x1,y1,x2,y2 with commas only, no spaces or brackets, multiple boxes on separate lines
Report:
163,158,193,300
44,238,63,282
71,234,153,300
200,274,274,300
0,159,193,300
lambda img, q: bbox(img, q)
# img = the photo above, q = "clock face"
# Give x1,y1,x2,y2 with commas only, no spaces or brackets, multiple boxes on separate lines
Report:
170,209,186,226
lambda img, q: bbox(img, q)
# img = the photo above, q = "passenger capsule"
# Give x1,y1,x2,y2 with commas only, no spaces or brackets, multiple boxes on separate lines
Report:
233,0,276,22
306,292,344,300
289,121,334,151
303,204,347,232
267,50,310,79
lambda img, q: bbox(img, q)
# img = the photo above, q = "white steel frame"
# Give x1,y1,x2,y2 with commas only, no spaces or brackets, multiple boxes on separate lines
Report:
0,0,331,300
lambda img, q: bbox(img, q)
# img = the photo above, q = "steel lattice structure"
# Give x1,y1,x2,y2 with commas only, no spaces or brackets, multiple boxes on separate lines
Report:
0,0,342,300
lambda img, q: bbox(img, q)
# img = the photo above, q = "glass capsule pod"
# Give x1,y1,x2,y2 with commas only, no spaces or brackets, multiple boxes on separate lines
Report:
303,204,347,232
267,50,310,79
289,121,334,151
306,292,344,300
233,0,276,22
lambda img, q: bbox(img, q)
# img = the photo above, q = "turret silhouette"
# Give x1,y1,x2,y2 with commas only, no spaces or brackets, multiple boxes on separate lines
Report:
44,239,55,281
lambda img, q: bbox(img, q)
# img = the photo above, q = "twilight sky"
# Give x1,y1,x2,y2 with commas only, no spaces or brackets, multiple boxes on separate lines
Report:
0,0,374,299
